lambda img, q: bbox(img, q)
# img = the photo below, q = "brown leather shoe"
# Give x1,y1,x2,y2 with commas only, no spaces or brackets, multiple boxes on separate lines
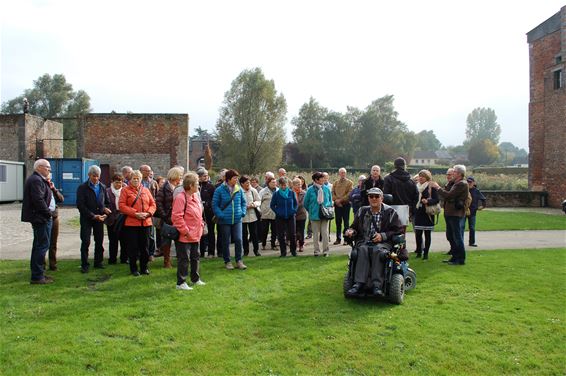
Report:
333,240,341,245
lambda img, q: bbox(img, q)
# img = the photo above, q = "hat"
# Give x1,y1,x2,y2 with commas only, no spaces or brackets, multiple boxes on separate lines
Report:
394,157,406,169
466,176,475,182
367,187,383,196
196,167,208,176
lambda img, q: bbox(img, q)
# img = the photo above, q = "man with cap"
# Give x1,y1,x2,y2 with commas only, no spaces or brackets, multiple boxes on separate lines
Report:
466,176,486,247
383,157,418,232
344,187,403,296
197,167,217,258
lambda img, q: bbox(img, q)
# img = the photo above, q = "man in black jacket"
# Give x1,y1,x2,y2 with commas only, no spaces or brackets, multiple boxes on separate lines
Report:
361,165,384,206
76,165,111,273
344,188,403,296
383,157,418,232
21,159,55,284
197,168,216,258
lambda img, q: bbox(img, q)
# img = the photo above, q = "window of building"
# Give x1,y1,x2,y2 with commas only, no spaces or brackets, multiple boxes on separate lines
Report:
554,69,563,90
0,165,6,182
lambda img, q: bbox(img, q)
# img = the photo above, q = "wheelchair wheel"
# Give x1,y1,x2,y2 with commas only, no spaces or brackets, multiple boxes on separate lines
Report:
343,271,353,298
388,274,405,305
404,269,417,291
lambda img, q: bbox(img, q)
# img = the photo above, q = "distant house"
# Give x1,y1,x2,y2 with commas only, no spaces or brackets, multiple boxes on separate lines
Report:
409,151,440,166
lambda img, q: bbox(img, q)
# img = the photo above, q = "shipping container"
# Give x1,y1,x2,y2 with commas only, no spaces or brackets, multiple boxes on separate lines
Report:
47,158,99,206
0,160,25,202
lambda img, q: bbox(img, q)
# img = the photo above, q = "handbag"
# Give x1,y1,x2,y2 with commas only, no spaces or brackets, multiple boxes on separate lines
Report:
319,204,335,220
113,188,142,235
162,193,189,240
425,186,441,216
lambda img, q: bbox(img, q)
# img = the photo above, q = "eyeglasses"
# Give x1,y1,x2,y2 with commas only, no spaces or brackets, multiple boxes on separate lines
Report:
368,195,381,199
40,165,51,170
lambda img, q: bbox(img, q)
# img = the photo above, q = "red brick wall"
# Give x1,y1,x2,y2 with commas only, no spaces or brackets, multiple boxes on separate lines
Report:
79,113,189,177
528,8,566,208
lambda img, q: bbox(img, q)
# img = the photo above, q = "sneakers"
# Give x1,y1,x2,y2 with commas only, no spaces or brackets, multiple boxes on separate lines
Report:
236,261,247,270
225,262,235,270
193,280,206,286
176,282,193,290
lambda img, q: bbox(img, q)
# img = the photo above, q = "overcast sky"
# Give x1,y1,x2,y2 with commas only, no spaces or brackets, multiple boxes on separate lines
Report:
2,0,564,150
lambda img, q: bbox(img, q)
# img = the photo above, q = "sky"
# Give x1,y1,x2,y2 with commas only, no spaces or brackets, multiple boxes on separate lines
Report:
1,0,564,151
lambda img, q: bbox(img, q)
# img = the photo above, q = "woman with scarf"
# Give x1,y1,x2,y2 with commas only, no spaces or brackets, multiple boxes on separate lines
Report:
258,177,278,250
240,175,262,257
413,169,439,260
292,177,307,252
105,174,128,264
303,172,333,257
270,177,298,257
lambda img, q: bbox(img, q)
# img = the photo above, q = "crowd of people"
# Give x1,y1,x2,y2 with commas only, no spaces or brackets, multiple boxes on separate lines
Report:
21,158,486,289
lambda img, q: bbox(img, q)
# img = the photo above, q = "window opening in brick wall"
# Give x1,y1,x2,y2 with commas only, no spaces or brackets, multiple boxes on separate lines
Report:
0,165,6,182
554,69,563,90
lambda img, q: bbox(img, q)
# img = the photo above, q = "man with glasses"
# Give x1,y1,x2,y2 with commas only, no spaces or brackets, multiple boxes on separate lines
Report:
344,188,403,296
21,159,55,284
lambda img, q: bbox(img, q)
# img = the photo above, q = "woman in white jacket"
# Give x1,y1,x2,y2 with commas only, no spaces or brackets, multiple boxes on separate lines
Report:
258,177,278,250
240,175,262,256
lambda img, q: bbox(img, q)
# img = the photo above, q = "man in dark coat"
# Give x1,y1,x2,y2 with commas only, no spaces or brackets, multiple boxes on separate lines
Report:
361,165,384,206
197,168,217,258
383,157,418,230
76,165,111,273
21,159,55,284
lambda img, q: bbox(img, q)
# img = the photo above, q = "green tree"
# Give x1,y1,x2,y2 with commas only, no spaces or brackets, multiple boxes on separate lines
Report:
465,107,501,145
498,142,528,165
216,68,287,174
291,97,328,169
321,111,355,167
1,74,92,157
468,139,499,165
415,130,442,151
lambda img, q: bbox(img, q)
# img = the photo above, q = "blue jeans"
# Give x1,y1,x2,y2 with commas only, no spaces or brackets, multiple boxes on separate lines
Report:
218,222,243,264
31,218,52,281
467,215,477,245
445,216,466,263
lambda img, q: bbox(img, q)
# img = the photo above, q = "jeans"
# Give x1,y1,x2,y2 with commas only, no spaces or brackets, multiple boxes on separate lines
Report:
218,222,243,264
31,219,52,281
175,242,200,285
334,204,351,240
445,216,466,263
80,218,105,269
467,215,477,245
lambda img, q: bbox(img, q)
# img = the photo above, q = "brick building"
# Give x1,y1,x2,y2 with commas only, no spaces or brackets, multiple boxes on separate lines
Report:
0,114,63,176
78,113,189,179
527,6,566,208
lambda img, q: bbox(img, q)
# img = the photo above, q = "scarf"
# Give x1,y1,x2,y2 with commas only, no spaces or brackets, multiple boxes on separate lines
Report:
416,181,429,209
279,187,290,199
313,183,324,204
111,185,122,210
293,187,301,202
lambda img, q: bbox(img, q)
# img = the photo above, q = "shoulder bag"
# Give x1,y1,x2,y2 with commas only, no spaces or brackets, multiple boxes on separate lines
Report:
425,186,441,216
212,190,237,224
162,193,188,240
113,188,142,235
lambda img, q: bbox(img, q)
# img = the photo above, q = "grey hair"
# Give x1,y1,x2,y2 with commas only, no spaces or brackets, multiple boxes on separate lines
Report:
371,165,381,171
33,159,48,171
339,168,347,174
453,165,466,178
121,165,133,173
358,175,367,181
265,171,275,179
88,165,101,176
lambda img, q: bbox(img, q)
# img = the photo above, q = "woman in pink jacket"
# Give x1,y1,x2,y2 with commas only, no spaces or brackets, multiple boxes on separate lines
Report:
171,172,205,290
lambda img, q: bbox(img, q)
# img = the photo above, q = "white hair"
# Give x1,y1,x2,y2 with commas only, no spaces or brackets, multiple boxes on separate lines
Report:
453,165,466,178
88,165,101,176
339,168,347,174
358,175,367,181
265,171,275,179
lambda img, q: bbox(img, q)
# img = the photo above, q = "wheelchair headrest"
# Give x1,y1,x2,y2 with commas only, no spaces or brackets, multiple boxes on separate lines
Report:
383,193,393,205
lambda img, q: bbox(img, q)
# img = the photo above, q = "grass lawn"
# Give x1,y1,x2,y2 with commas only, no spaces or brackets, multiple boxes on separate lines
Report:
1,248,565,375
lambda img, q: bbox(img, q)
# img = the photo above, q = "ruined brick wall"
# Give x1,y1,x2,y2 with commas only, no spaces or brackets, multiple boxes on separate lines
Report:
79,113,189,177
528,6,566,208
0,114,63,176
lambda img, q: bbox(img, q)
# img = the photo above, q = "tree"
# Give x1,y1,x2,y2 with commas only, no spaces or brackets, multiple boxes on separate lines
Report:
321,111,355,167
465,107,501,145
191,126,213,140
1,74,92,157
415,130,442,151
291,97,328,169
468,139,499,165
216,68,287,174
498,142,528,165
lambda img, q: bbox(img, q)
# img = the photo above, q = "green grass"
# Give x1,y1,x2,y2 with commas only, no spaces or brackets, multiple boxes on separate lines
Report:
1,249,565,375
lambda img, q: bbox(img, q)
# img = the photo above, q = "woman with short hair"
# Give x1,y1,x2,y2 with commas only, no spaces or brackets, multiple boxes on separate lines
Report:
304,172,333,257
413,169,439,260
105,174,127,264
240,175,262,257
172,172,205,290
292,177,307,252
119,170,156,276
155,167,184,268
270,177,298,257
258,176,278,250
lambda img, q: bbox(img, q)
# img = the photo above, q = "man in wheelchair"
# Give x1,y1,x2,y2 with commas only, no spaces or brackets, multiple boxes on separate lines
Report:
344,188,404,296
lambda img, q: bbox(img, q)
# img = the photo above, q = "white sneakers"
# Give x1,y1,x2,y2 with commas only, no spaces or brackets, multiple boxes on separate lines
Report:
176,282,193,290
176,280,206,290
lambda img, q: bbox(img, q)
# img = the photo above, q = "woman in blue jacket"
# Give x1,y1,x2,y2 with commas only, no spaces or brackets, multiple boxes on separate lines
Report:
270,177,298,257
212,169,248,270
303,172,333,257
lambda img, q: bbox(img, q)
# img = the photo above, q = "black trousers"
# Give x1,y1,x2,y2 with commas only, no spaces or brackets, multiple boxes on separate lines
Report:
242,221,259,255
414,229,432,255
296,219,306,248
80,218,105,268
200,211,216,256
123,226,150,274
260,219,277,248
334,204,351,241
175,242,200,285
275,217,296,256
107,224,128,263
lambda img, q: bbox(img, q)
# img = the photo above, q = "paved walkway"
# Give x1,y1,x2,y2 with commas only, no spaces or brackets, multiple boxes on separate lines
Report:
1,204,564,260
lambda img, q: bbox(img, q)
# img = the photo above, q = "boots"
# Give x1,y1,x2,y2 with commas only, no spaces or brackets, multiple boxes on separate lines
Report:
423,250,429,260
162,244,172,269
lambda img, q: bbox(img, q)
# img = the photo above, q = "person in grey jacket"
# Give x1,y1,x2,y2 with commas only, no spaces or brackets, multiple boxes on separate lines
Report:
240,175,261,257
259,177,278,250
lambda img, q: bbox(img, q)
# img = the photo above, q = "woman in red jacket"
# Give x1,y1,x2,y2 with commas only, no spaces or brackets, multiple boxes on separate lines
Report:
119,170,156,276
172,172,205,290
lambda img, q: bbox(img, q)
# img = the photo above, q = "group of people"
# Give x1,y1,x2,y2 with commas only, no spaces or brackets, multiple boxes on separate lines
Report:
22,157,485,292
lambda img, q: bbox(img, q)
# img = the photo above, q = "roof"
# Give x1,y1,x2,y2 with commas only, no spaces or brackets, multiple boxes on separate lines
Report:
412,151,438,159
